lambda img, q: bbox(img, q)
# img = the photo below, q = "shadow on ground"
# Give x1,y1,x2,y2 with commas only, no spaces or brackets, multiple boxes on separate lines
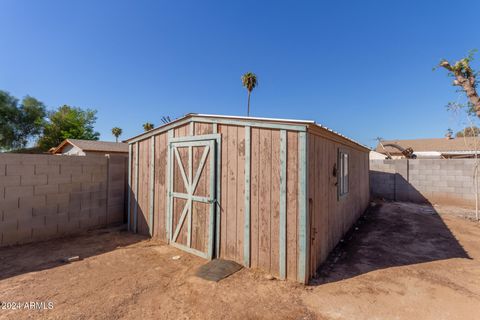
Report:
313,201,471,285
0,226,147,281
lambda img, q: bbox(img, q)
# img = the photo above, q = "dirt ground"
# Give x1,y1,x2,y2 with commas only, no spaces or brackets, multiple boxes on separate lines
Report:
1,201,479,320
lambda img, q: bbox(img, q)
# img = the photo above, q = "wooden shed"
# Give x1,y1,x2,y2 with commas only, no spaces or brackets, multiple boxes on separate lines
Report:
125,114,370,283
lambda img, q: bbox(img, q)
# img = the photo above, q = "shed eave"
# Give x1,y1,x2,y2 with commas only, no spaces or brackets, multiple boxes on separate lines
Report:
124,115,193,143
124,114,311,144
307,123,370,152
191,113,316,124
124,113,368,152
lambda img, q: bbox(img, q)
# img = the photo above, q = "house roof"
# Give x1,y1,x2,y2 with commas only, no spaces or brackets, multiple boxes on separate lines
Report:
52,139,129,154
125,113,369,151
376,137,479,154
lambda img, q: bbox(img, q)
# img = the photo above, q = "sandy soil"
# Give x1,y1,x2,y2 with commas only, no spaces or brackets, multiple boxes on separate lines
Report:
0,201,479,320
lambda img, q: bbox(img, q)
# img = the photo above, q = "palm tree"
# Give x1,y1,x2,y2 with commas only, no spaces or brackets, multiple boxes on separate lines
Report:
111,127,122,143
143,122,154,131
241,72,257,116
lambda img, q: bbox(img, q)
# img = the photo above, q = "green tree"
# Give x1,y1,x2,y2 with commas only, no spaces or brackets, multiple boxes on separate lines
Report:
241,72,258,116
143,122,154,131
456,126,480,137
0,91,19,149
0,90,46,150
111,127,123,142
38,105,100,150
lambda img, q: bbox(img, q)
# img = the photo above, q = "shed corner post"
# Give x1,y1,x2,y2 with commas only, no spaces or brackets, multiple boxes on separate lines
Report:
279,129,287,280
243,126,251,267
134,141,140,233
297,130,310,284
149,136,155,237
127,143,132,232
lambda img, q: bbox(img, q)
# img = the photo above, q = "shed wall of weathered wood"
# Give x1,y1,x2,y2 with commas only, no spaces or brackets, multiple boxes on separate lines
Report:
128,119,302,281
307,131,370,278
127,116,370,283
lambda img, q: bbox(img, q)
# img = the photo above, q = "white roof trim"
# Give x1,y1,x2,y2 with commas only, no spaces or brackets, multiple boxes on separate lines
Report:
413,151,443,156
441,151,480,155
192,114,369,150
312,123,369,150
125,113,369,150
191,113,316,124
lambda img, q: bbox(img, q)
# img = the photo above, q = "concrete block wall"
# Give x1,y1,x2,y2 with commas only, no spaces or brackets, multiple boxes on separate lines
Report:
106,155,128,224
370,159,477,207
370,160,396,200
0,153,126,247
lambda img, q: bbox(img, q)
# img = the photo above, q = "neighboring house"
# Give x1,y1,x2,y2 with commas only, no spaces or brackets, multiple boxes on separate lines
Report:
369,150,387,160
51,139,128,156
125,113,370,283
376,137,479,159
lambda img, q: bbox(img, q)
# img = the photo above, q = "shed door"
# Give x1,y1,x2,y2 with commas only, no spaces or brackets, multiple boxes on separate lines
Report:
168,139,216,259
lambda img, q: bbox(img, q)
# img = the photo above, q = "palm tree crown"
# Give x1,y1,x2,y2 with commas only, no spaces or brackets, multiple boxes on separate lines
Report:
111,127,122,143
241,72,257,116
143,122,154,131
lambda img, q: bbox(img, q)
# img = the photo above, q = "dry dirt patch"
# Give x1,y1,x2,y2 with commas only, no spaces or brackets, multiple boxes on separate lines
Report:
0,201,479,319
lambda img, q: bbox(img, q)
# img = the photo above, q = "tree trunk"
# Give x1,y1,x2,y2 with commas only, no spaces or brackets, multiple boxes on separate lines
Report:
465,83,480,117
440,61,480,117
456,73,480,117
247,90,251,116
115,136,118,143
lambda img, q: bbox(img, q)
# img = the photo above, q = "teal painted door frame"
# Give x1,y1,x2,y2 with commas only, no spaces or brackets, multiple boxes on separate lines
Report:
167,136,218,260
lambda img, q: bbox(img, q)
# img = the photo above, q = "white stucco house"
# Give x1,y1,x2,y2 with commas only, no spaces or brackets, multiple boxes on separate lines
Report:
369,150,387,160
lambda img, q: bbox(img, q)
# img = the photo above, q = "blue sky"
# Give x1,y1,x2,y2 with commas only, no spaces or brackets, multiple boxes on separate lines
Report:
1,0,479,148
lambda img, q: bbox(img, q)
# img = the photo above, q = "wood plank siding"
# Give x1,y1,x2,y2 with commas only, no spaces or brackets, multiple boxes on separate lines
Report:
127,115,369,283
307,130,370,278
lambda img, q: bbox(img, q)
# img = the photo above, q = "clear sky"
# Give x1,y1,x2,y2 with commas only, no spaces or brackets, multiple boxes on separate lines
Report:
1,0,479,148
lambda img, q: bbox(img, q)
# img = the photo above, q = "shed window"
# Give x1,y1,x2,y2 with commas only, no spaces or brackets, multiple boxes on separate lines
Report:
338,150,349,197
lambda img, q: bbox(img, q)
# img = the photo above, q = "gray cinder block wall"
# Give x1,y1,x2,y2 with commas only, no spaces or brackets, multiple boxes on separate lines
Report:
0,153,127,247
370,159,477,207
